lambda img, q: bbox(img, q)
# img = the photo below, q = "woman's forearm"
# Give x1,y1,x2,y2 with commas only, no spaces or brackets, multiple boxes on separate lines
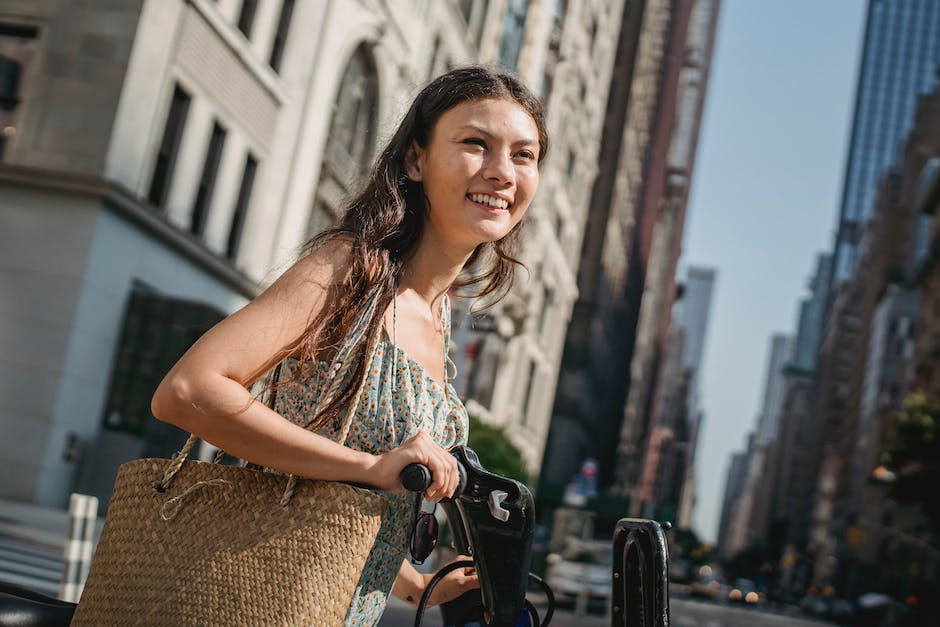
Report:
391,561,428,607
151,370,377,484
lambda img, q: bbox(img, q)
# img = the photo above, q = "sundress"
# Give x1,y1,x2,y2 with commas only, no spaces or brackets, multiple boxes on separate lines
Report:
275,292,469,626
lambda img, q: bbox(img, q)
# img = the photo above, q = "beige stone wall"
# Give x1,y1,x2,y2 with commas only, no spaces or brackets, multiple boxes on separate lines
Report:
3,0,145,174
0,186,98,501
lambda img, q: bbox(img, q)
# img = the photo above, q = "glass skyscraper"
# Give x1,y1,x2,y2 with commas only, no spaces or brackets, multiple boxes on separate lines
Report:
832,0,940,282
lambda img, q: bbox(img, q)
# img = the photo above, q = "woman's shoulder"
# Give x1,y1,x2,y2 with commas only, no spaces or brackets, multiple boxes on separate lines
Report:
293,235,355,280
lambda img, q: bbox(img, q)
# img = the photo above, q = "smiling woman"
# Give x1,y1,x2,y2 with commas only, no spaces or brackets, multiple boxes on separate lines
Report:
147,66,549,625
406,97,541,256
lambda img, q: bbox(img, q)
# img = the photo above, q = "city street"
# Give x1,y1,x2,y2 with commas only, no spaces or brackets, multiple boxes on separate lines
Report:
379,595,833,626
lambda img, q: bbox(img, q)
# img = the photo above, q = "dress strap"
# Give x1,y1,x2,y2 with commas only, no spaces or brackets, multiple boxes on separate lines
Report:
442,293,457,387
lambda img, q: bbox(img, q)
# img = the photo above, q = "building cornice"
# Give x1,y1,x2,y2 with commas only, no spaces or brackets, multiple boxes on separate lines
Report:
0,163,261,299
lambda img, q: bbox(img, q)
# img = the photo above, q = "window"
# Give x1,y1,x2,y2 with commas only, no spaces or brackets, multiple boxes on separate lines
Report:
268,0,295,72
458,0,474,24
427,35,441,80
237,0,258,39
148,85,191,208
540,285,555,335
190,122,227,236
522,359,539,424
498,0,528,69
0,56,20,110
309,45,378,235
0,56,19,158
227,153,257,260
0,23,39,159
332,47,377,171
101,286,224,455
0,23,39,39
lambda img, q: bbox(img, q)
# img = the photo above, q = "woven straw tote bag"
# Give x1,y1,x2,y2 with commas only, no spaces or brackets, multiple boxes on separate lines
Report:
72,291,389,626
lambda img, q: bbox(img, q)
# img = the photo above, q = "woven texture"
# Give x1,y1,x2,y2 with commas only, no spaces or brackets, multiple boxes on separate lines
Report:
71,458,386,626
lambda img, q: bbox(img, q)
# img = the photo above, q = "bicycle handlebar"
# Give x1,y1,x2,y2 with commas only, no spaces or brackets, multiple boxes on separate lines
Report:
399,461,468,497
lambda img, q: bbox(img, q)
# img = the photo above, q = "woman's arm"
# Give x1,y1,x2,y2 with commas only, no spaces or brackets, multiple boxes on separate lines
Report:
150,241,459,498
391,559,478,608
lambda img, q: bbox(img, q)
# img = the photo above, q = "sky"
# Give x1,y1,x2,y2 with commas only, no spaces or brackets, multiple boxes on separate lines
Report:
683,0,868,543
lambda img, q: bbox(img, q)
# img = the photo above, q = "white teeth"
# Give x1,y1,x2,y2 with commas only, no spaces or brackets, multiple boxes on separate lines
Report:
469,193,509,210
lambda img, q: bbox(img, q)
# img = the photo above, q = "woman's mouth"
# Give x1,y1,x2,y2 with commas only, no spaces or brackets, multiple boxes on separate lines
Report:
467,193,510,212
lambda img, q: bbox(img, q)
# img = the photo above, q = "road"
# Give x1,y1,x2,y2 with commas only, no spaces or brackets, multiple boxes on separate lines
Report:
379,595,834,626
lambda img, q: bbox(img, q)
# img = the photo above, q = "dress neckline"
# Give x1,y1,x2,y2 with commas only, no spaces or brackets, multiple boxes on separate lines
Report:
379,339,448,391
385,291,451,391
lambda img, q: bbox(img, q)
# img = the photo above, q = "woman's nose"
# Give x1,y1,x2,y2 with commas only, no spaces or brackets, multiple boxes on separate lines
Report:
483,151,514,186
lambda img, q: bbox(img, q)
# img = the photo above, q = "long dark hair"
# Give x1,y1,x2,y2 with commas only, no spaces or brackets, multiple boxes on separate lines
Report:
283,66,549,429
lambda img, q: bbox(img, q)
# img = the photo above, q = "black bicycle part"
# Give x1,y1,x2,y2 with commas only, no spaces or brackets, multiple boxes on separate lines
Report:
523,599,539,627
399,446,545,627
527,572,554,626
438,446,536,627
413,559,474,627
400,460,468,496
0,581,76,627
610,518,671,627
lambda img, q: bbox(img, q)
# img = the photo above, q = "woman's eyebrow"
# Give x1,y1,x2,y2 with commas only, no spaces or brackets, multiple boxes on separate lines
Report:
457,124,538,147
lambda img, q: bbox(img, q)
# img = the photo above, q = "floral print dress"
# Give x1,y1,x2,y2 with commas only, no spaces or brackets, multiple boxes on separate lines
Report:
275,293,468,626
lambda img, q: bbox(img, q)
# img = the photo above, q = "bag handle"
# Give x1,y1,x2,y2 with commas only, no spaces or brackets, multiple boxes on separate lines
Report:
158,286,384,507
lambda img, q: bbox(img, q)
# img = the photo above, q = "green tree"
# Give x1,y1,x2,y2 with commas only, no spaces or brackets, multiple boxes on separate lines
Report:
887,393,940,536
467,413,531,488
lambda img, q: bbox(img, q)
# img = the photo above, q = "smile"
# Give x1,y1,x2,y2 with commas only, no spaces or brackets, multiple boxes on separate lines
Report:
467,193,510,211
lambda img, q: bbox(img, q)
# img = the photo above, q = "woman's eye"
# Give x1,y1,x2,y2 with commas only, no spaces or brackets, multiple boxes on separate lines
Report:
515,150,536,161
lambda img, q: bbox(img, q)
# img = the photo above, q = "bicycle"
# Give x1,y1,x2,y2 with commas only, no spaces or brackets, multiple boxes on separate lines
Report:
399,445,554,627
400,446,672,627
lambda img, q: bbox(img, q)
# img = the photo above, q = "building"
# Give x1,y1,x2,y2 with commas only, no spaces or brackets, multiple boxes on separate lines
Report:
611,0,719,513
720,334,793,558
635,264,715,526
0,0,624,508
830,0,940,284
539,0,682,498
716,253,830,569
810,85,940,593
537,0,720,524
717,448,748,557
761,253,832,582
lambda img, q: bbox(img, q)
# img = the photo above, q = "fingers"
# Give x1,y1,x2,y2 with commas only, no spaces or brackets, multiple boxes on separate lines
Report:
427,557,479,607
403,431,459,501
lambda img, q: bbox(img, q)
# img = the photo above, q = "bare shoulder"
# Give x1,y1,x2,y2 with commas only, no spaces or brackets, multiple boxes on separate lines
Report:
256,236,354,307
217,237,355,357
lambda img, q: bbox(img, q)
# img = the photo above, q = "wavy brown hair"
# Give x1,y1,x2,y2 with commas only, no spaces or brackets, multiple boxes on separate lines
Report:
280,66,549,430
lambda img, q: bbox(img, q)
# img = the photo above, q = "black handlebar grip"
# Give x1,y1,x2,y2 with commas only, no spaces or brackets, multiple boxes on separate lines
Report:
400,463,432,492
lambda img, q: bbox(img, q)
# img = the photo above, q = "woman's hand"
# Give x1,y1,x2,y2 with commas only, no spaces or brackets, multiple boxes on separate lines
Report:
419,556,478,607
370,431,460,501
392,557,478,608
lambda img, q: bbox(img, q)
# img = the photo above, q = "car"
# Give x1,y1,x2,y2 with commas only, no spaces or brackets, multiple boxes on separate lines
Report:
728,578,760,605
688,565,723,601
545,539,612,612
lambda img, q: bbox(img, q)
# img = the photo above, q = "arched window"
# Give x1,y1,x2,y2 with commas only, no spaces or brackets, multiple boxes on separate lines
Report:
309,45,378,236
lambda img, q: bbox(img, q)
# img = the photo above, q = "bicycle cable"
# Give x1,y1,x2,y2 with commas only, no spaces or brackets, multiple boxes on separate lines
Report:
527,572,554,626
413,559,474,627
412,564,556,627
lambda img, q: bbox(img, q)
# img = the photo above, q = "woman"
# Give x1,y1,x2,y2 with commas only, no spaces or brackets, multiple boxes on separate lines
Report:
151,66,548,624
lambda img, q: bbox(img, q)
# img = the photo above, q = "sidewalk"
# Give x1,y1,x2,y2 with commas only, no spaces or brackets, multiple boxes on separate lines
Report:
0,498,99,597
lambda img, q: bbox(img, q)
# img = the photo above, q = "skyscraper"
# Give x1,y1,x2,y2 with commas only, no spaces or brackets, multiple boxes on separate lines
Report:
831,0,940,283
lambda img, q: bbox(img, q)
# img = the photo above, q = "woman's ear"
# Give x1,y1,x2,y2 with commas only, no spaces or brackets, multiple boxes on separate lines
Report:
405,142,424,182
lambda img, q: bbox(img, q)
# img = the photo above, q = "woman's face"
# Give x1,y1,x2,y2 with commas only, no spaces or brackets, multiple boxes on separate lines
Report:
407,98,541,250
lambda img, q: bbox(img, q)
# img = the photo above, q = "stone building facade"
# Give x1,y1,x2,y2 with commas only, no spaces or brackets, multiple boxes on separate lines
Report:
538,0,719,523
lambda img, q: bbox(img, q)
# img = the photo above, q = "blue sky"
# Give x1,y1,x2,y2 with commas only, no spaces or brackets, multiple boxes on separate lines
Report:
683,0,868,543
